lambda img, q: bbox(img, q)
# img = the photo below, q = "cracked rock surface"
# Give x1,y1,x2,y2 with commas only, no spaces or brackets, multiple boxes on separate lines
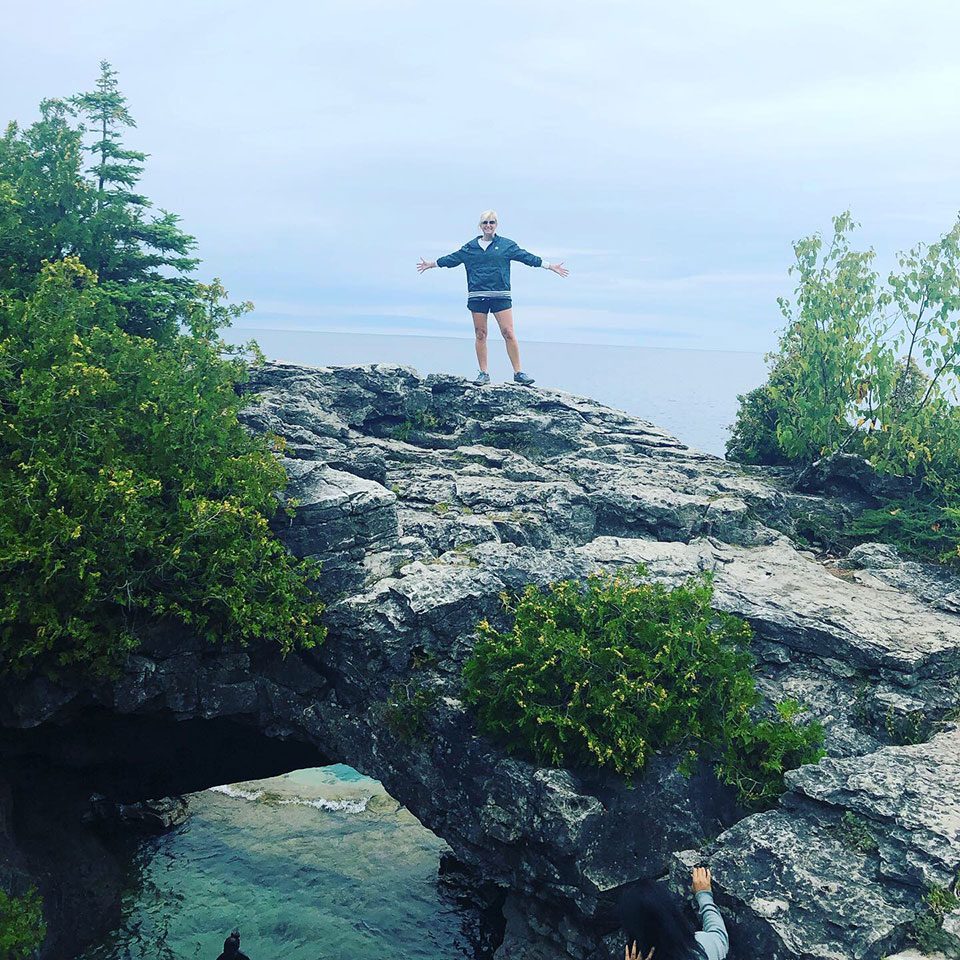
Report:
2,363,960,959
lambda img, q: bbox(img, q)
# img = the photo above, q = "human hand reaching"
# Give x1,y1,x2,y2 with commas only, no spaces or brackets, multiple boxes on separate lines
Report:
417,258,436,273
692,866,712,894
549,261,569,278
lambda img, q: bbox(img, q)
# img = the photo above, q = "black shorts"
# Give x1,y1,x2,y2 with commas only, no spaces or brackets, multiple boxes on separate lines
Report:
467,296,512,314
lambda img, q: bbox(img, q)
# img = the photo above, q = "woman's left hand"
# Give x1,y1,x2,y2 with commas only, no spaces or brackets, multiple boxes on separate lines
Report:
625,942,654,960
549,261,570,277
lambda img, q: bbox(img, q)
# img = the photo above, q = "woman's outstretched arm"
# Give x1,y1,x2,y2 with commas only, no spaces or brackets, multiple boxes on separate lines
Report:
507,242,569,277
420,244,471,272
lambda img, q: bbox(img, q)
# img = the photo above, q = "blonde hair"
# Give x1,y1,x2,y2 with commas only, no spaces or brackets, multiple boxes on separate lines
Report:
478,209,499,226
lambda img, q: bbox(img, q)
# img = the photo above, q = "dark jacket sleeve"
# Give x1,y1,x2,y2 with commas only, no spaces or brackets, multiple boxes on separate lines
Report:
437,244,470,268
507,241,543,268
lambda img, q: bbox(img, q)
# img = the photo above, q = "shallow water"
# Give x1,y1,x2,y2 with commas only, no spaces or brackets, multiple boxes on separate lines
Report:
80,766,477,960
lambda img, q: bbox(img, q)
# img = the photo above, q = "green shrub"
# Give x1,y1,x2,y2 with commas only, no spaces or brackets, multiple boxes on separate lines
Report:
382,681,439,742
911,876,960,958
725,383,790,465
462,569,824,809
0,261,325,674
0,887,45,960
850,497,960,564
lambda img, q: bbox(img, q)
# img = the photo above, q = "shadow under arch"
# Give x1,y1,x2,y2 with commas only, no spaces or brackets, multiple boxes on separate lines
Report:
0,709,504,960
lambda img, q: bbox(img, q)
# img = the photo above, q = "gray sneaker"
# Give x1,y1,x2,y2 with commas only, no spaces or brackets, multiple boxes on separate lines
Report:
474,371,491,386
513,371,536,386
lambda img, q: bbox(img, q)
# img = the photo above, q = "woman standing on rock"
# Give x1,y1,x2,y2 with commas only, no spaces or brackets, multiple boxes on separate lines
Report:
619,867,729,960
417,210,569,386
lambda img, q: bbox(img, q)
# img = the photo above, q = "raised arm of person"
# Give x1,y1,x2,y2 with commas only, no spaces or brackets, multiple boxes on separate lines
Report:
506,241,570,277
692,867,729,960
419,243,472,273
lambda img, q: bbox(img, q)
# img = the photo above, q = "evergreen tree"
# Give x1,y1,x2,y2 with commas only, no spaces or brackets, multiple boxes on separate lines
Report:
0,62,198,338
70,61,198,338
0,98,89,293
0,69,327,675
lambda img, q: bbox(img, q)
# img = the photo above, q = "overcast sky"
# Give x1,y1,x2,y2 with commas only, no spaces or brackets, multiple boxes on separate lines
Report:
4,1,960,351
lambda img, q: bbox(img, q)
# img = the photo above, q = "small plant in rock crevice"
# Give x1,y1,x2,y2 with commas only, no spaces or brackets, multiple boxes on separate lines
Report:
462,567,825,810
835,811,880,853
382,681,439,743
884,706,929,746
910,875,960,958
390,409,439,442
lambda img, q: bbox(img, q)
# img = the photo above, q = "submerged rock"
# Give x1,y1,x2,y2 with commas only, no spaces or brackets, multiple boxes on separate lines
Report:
2,363,959,959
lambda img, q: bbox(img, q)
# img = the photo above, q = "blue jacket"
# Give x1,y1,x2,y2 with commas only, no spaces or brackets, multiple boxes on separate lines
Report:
437,236,543,298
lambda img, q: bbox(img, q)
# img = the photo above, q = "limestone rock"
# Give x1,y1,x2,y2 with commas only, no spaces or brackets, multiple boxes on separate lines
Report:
3,363,960,960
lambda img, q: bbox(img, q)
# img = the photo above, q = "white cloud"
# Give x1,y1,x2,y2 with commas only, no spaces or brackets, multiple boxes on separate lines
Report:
7,1,960,353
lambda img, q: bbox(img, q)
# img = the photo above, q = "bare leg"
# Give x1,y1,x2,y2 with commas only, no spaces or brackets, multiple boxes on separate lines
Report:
493,308,522,373
472,312,489,371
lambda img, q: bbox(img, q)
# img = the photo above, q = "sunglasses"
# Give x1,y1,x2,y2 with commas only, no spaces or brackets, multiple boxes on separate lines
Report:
481,220,497,225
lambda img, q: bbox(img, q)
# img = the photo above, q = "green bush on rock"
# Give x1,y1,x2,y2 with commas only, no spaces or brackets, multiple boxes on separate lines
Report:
0,260,325,674
0,887,45,960
727,212,960,565
462,568,824,809
725,383,792,467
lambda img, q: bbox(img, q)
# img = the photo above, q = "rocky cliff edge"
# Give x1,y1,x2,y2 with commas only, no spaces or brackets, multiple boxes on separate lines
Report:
2,363,959,960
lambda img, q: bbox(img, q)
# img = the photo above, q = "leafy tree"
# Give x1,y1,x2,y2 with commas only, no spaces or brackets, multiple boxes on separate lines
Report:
0,62,197,339
462,569,824,809
771,212,887,462
730,213,960,564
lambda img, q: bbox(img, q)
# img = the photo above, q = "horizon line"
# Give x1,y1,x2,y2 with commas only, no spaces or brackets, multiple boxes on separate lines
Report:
228,325,768,359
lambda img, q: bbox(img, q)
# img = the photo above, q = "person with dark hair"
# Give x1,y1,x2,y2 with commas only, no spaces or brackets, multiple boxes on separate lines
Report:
618,867,729,960
216,929,250,960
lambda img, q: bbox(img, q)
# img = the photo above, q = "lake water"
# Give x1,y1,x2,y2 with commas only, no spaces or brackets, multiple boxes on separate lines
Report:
80,767,479,960
225,329,768,457
81,332,767,959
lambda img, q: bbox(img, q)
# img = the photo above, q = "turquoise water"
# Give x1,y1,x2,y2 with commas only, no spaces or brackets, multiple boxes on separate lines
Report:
225,328,767,457
80,766,477,960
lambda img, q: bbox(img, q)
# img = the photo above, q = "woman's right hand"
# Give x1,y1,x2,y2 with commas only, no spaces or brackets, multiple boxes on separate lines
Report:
417,258,436,273
692,866,712,894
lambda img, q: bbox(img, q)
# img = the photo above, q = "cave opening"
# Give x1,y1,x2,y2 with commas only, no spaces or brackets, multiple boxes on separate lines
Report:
1,712,504,960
